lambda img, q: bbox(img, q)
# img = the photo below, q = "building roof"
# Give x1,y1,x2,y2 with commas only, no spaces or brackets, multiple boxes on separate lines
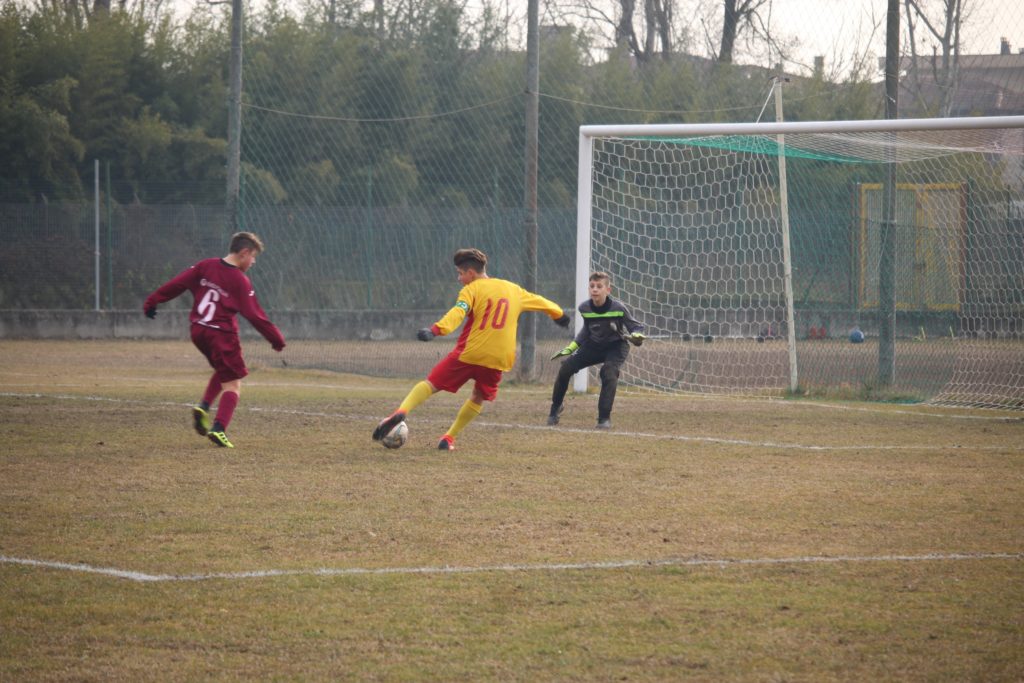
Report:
888,45,1024,117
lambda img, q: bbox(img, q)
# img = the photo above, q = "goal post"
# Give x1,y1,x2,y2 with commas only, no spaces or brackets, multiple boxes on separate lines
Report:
574,132,594,393
576,115,1024,408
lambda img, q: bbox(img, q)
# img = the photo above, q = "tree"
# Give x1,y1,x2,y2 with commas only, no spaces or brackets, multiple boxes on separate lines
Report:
538,24,586,207
902,0,967,116
0,3,85,200
703,0,778,64
641,57,700,123
614,0,673,63
549,0,684,65
0,79,86,201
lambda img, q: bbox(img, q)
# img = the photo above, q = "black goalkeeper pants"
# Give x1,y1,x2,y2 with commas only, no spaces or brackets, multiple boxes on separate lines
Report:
550,342,630,421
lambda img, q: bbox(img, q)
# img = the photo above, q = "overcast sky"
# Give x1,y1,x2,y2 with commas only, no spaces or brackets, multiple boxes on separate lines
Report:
174,0,1024,73
771,0,1024,65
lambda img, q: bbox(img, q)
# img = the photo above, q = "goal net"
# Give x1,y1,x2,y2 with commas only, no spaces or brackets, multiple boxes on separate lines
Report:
577,116,1024,409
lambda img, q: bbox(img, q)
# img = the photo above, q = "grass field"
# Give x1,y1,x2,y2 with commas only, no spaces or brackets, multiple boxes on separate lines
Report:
2,339,1023,681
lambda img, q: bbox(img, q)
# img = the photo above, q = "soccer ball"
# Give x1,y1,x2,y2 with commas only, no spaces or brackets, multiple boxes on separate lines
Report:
381,421,409,449
849,327,865,344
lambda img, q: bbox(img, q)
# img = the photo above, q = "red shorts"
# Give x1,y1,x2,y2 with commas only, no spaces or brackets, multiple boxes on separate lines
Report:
191,325,248,383
427,353,502,401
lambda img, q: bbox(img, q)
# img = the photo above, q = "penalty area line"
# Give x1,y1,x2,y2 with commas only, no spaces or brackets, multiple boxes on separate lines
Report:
475,419,1023,452
1,552,1021,584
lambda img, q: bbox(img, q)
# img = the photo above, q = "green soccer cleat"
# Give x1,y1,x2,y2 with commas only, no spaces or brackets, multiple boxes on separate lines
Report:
207,430,234,448
192,406,211,436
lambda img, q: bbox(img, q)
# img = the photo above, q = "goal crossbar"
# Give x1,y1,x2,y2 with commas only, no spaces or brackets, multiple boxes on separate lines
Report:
579,115,1024,140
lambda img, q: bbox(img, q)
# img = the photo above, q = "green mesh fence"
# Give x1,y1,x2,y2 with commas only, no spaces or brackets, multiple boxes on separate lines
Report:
3,0,1024,404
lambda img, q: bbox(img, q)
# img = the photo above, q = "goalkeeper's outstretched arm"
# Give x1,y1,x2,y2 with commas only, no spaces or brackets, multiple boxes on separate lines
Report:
621,303,646,346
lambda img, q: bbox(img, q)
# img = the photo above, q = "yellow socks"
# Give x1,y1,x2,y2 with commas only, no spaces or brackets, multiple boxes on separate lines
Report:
399,380,435,414
397,382,481,440
446,400,482,438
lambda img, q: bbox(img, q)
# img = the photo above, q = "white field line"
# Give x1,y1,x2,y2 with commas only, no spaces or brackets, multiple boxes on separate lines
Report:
1,552,1020,583
2,391,1021,452
467,419,1021,451
4,369,1020,421
0,370,388,392
791,399,1024,421
1,377,378,391
0,370,194,386
1,392,195,410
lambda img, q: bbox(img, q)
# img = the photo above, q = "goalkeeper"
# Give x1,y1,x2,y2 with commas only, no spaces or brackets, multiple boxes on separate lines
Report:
372,248,570,451
548,271,645,429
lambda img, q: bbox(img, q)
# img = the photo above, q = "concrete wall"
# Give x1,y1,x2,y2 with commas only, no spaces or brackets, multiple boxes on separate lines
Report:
0,310,571,341
1,309,970,342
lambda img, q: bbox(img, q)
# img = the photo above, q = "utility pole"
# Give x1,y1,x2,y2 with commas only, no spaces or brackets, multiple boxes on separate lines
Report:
879,0,900,386
519,0,540,381
226,0,243,232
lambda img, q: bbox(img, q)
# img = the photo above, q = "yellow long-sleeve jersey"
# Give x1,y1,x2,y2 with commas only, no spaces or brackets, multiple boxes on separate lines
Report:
431,277,564,371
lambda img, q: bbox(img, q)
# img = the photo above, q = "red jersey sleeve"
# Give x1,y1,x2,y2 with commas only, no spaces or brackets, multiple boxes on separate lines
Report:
144,265,198,311
234,274,286,350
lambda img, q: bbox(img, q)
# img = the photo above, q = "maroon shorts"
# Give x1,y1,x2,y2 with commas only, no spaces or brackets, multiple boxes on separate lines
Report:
427,353,502,401
191,325,248,383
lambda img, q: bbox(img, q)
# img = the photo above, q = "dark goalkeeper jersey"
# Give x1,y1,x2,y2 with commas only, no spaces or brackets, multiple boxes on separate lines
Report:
144,258,285,348
574,296,644,349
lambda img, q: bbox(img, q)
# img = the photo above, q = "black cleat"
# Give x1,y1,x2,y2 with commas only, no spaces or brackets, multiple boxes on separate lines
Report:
596,419,612,430
192,406,211,436
372,410,407,441
437,435,456,451
547,403,564,426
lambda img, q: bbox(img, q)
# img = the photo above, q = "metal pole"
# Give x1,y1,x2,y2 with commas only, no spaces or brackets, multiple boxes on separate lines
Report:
106,161,112,310
94,158,100,311
516,0,540,378
226,0,243,231
519,0,539,381
878,0,901,386
365,172,374,308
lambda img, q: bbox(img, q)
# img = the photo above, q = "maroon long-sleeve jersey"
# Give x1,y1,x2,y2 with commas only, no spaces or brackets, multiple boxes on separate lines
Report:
144,258,285,349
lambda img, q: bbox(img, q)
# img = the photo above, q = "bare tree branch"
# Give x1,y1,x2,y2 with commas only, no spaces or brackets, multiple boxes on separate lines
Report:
903,0,966,116
717,0,771,63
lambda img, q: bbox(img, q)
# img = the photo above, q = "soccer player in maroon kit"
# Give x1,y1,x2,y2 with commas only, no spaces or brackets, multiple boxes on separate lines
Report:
144,231,286,448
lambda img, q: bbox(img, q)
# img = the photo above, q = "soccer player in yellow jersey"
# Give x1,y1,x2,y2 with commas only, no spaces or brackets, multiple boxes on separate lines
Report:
372,248,571,451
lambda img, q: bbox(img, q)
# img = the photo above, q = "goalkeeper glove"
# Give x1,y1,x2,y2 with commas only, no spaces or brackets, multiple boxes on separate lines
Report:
550,341,578,360
554,312,572,328
144,307,157,319
417,328,435,342
626,331,646,347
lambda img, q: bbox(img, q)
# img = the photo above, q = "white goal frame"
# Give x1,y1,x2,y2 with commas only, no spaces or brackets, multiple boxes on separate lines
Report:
574,114,1024,394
